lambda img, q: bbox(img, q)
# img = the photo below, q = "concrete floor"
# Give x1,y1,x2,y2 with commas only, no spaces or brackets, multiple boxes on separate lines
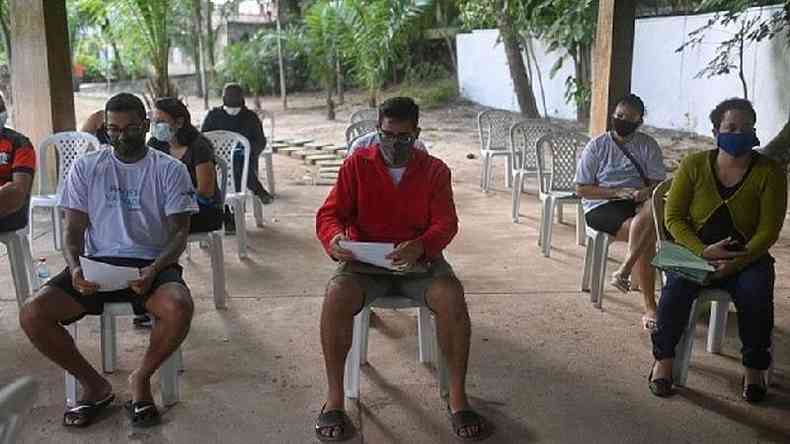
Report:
2,93,790,443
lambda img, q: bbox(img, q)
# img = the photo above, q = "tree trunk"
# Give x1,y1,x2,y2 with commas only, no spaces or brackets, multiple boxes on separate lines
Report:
190,0,204,98
275,5,288,110
327,87,336,121
205,0,216,89
497,11,539,118
524,35,548,119
738,26,748,99
336,55,344,105
576,43,592,122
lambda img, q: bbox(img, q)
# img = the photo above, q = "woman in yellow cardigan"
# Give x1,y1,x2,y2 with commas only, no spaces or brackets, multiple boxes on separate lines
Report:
649,98,787,403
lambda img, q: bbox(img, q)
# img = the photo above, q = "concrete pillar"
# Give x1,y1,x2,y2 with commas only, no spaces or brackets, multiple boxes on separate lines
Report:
9,0,75,192
589,0,636,137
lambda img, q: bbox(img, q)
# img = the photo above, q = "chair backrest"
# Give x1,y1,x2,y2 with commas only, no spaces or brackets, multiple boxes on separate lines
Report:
510,119,557,171
477,109,519,152
0,377,38,444
38,131,101,194
213,155,229,205
651,178,673,247
258,109,275,143
203,130,251,196
535,131,589,194
350,108,378,124
345,120,378,146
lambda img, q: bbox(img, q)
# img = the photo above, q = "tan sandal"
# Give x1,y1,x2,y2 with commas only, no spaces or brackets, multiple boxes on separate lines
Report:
610,272,631,293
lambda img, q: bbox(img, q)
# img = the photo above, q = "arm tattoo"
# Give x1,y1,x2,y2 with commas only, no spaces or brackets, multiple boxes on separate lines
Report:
152,212,191,272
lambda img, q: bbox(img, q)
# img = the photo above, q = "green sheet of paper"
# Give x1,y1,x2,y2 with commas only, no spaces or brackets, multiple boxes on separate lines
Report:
651,241,715,284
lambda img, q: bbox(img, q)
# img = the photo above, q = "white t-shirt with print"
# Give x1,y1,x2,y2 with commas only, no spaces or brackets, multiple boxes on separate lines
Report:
57,147,198,259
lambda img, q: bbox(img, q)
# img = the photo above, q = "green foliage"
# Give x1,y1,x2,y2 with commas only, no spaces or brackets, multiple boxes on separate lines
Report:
404,62,451,84
215,27,312,98
398,78,458,108
304,0,346,90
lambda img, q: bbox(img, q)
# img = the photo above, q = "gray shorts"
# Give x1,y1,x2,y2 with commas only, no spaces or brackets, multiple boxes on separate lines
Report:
330,257,457,314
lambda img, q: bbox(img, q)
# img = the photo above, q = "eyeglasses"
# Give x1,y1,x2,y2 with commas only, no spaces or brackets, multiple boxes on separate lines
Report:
378,129,416,145
106,124,145,137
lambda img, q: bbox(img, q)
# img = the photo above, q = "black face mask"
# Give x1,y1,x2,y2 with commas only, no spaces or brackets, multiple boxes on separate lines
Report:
612,118,640,138
111,133,147,159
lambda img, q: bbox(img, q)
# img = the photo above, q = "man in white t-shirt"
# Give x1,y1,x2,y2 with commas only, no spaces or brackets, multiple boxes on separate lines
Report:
19,93,198,428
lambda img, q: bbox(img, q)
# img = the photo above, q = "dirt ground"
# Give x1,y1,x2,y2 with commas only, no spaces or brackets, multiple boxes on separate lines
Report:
2,89,790,443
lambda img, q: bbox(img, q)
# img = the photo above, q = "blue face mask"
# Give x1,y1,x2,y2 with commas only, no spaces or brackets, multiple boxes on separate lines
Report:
151,122,174,143
717,132,760,157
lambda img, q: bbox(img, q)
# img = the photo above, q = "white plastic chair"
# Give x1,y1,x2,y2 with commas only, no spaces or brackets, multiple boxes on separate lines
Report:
203,130,257,259
651,179,775,387
350,108,378,124
344,295,449,400
0,228,38,308
510,119,557,222
259,110,276,195
535,132,588,257
477,109,520,192
29,132,100,251
345,120,378,148
185,155,228,309
64,303,182,407
0,377,38,444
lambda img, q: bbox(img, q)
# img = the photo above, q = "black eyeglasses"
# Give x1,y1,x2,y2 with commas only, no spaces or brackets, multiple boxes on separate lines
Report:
106,124,145,137
378,129,416,145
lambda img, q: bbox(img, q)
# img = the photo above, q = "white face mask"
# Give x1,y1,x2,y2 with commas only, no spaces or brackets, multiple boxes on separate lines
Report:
151,122,174,142
224,106,241,116
0,111,7,128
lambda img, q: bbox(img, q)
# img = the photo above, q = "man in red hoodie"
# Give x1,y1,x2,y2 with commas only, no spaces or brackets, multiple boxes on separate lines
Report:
314,97,489,441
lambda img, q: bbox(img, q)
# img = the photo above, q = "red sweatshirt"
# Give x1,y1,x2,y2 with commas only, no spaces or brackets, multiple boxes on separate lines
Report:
316,145,458,260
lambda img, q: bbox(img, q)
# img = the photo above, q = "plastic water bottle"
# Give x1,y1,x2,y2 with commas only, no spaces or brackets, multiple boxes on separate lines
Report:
35,257,50,281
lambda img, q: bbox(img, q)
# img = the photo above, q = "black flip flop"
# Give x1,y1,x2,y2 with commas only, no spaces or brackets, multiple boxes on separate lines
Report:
648,363,674,397
447,406,492,441
63,393,115,428
315,404,356,442
125,400,161,428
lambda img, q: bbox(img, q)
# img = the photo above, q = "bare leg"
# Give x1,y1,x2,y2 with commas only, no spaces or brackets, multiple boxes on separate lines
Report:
319,276,365,439
615,201,656,276
19,287,112,401
425,276,481,438
130,283,194,402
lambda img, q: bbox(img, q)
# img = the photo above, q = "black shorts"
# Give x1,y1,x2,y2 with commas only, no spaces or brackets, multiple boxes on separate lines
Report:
44,257,187,325
585,200,638,236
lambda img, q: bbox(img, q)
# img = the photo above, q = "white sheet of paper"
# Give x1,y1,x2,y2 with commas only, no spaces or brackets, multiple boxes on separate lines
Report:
338,241,395,269
79,257,141,292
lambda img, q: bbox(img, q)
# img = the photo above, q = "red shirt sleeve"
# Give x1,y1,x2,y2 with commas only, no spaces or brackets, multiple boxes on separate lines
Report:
316,158,357,257
417,163,459,258
12,141,36,175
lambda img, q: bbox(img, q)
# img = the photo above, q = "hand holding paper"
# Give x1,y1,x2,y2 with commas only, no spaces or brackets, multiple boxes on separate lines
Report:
338,241,396,269
79,257,141,292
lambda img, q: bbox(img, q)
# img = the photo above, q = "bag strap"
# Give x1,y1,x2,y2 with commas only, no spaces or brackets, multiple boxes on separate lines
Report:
615,141,650,187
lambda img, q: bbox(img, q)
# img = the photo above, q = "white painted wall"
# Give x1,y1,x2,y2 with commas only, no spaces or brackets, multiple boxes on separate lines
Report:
457,5,790,139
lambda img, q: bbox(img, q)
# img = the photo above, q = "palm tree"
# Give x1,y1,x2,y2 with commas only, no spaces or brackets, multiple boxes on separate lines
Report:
122,0,176,98
305,0,346,119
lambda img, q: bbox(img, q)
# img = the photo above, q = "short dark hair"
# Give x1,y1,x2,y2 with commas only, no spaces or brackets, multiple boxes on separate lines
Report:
616,93,646,119
379,96,419,126
105,93,147,122
154,97,200,146
709,98,756,131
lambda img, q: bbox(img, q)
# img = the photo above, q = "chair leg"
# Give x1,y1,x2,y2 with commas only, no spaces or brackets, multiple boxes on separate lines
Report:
581,236,594,293
511,172,521,223
252,196,264,228
480,154,490,192
100,312,117,374
233,200,248,259
20,232,39,293
673,300,699,387
707,300,729,354
542,198,555,257
591,234,610,308
7,237,31,308
556,203,564,224
53,207,64,251
505,154,513,188
65,323,78,407
576,203,585,246
264,151,275,196
418,307,434,364
344,308,367,399
210,233,227,309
